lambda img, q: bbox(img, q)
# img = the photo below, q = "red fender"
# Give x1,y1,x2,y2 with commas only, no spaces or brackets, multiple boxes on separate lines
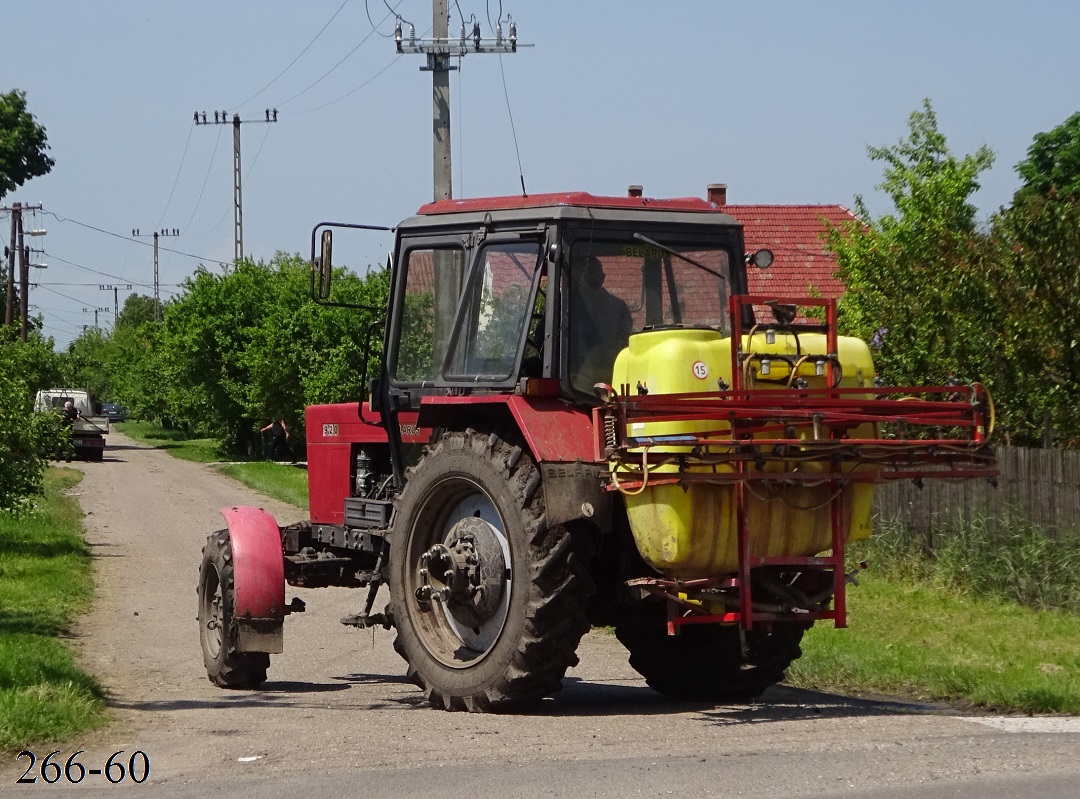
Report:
220,506,285,653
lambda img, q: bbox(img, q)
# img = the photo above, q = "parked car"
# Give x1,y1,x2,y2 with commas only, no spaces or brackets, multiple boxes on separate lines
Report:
102,403,128,422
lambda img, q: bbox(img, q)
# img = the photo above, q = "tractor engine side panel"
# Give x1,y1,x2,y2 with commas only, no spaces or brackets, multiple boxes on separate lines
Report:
305,402,430,525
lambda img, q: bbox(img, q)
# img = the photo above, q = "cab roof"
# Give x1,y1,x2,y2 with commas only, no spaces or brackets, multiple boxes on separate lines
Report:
401,192,739,231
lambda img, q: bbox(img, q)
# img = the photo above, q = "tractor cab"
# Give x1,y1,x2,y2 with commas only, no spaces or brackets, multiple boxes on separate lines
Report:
316,192,752,413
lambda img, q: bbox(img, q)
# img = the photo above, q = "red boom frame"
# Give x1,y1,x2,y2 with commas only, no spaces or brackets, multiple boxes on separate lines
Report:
596,296,997,634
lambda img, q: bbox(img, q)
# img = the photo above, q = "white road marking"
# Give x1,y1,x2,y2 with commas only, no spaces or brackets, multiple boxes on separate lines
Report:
957,716,1080,733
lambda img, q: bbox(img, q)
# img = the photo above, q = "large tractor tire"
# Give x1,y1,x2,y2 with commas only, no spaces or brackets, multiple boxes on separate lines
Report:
389,429,594,712
615,611,806,701
197,530,269,689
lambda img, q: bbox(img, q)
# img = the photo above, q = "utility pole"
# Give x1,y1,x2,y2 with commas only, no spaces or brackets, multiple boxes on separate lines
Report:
193,109,277,261
3,202,44,339
83,306,107,331
4,202,17,327
395,3,524,202
395,3,525,355
133,228,179,321
100,283,132,321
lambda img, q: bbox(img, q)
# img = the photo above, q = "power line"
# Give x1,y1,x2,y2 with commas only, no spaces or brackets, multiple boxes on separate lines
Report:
294,52,405,113
156,120,196,229
35,280,180,287
36,284,94,305
185,124,224,233
276,1,405,108
42,211,232,267
200,127,275,234
42,251,156,287
235,0,353,109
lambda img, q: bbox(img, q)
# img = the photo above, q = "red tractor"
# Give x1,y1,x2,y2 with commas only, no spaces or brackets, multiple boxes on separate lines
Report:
197,189,996,710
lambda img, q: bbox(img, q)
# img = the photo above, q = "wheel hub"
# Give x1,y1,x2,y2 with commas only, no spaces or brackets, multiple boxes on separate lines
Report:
416,516,507,629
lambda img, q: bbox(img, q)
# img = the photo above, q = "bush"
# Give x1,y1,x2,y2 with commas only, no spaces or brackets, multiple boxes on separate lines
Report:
0,339,66,512
858,511,1080,613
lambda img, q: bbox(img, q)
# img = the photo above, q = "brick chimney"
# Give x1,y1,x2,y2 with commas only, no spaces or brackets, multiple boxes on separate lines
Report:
707,183,727,206
627,184,643,198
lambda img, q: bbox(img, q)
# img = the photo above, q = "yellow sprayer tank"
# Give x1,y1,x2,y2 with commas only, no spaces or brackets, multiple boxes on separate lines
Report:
611,326,876,578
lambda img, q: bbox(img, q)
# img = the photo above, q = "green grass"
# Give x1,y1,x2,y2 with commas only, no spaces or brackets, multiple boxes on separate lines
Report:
788,573,1080,713
869,513,1080,613
114,420,220,463
0,469,106,750
216,462,309,510
116,422,308,508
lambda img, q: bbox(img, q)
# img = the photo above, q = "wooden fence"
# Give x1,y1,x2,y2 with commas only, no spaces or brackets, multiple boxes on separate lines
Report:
872,445,1080,539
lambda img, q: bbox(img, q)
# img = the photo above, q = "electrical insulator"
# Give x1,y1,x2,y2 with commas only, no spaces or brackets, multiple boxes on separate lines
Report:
472,21,481,50
496,21,502,44
509,21,517,47
394,21,402,48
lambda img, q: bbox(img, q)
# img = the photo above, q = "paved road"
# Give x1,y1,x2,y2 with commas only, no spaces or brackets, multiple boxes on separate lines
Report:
4,431,1079,797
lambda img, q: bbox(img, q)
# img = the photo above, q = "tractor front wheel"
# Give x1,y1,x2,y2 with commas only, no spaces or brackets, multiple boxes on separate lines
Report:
389,429,593,711
197,530,269,689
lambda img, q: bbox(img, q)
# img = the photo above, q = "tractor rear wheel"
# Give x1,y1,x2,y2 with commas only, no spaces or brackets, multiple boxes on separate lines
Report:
615,612,806,701
198,530,269,688
389,429,593,711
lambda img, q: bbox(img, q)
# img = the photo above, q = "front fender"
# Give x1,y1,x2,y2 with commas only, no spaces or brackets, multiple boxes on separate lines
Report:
220,506,285,653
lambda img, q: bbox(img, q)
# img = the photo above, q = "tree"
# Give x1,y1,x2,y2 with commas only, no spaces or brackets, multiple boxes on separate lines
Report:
115,293,161,329
154,253,388,456
60,327,113,403
0,331,65,511
0,90,54,200
826,99,998,389
1015,111,1080,201
987,192,1080,445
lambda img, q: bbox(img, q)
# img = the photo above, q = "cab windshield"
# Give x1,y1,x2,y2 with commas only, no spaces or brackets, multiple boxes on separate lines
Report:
567,238,732,393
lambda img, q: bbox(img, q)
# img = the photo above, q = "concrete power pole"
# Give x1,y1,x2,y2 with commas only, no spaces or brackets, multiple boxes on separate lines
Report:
133,228,179,321
17,214,26,340
4,202,17,327
3,202,44,340
395,2,524,203
396,1,524,354
100,283,133,321
193,109,277,262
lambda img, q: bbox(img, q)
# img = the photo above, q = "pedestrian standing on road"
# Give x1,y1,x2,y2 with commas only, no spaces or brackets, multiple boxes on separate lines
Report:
58,400,81,462
261,418,291,461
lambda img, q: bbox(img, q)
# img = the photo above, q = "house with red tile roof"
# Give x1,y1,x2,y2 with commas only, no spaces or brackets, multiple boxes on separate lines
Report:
721,202,857,302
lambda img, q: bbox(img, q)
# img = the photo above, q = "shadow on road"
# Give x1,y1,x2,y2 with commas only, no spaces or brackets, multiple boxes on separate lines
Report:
520,677,934,720
107,681,354,713
104,676,939,723
85,539,125,558
105,442,158,451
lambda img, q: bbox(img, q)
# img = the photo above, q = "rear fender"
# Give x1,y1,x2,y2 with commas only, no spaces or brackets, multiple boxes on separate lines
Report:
220,506,286,654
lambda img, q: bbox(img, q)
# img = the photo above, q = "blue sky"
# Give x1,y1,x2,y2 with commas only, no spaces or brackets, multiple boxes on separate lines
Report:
4,1,1079,348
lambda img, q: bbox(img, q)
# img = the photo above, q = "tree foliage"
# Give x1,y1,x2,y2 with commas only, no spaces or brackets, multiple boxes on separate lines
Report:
98,253,389,456
0,89,54,200
827,99,997,389
1015,111,1080,201
828,102,1080,447
0,330,65,512
985,193,1080,443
